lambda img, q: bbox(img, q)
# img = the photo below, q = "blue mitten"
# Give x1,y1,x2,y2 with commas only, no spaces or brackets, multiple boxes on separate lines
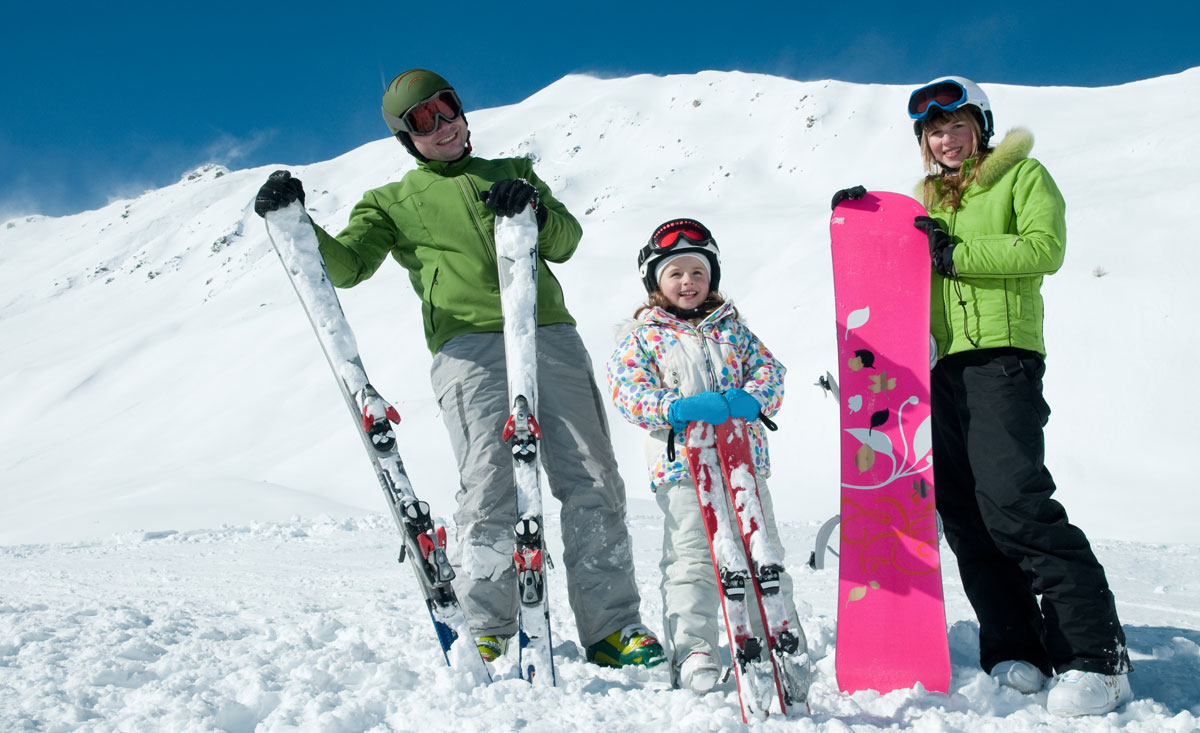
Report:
667,391,731,433
723,388,763,421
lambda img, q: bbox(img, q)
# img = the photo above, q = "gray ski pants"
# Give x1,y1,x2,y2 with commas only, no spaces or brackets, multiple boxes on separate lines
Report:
431,324,643,647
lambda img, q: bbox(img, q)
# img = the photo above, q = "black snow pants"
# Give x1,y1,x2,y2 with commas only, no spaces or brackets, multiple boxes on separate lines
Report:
931,348,1130,677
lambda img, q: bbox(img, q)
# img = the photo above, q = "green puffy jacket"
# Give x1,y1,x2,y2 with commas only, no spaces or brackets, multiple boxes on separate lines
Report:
313,153,582,355
920,128,1066,359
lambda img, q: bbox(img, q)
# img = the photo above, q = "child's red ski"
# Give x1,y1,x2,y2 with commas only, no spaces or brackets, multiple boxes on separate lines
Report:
710,418,810,712
685,420,774,721
684,418,809,720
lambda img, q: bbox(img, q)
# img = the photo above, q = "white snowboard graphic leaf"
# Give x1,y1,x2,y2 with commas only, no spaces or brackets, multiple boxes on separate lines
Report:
845,427,894,460
847,394,863,413
845,306,869,340
912,416,932,466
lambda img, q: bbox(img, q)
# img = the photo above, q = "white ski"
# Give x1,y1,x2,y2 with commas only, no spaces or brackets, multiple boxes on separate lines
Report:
494,204,556,686
265,202,491,685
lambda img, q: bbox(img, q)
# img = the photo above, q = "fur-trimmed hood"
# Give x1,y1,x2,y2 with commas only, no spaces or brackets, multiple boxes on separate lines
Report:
975,128,1034,187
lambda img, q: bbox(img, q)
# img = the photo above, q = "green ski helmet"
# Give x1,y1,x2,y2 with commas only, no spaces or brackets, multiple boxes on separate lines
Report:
381,69,468,161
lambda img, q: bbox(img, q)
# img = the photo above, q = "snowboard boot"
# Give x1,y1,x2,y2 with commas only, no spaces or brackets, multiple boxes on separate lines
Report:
1046,670,1132,716
991,660,1048,694
679,651,720,694
476,635,510,663
586,624,665,668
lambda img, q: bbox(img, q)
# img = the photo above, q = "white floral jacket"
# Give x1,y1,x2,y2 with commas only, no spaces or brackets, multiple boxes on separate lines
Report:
606,301,785,491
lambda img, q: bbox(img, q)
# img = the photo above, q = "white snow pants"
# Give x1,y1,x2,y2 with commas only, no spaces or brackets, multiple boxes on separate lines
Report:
431,325,643,647
654,474,805,677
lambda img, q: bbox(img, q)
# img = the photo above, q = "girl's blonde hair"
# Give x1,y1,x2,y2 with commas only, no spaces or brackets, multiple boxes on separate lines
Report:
919,106,993,211
633,290,734,322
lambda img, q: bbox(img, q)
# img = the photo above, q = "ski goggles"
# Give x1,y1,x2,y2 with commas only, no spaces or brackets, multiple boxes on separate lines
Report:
908,79,969,120
648,218,714,251
391,89,463,135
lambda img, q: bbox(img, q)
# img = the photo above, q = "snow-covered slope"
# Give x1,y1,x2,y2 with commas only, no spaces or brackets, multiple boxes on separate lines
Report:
2,68,1199,731
2,69,1196,546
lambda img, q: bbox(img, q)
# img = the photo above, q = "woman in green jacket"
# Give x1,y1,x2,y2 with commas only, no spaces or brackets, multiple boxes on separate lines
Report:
908,76,1131,716
836,76,1132,715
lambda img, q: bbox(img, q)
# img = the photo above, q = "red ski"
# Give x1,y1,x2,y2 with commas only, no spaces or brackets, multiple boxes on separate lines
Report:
685,418,809,720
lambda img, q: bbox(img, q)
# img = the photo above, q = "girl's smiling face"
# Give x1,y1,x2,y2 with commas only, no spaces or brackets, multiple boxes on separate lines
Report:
658,255,711,310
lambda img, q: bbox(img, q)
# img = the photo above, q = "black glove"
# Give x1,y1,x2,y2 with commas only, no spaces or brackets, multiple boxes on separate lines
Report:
831,185,867,210
914,216,957,278
254,170,305,218
481,178,547,229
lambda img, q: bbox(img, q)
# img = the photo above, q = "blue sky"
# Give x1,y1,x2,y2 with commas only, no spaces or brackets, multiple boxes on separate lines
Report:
3,1,1197,219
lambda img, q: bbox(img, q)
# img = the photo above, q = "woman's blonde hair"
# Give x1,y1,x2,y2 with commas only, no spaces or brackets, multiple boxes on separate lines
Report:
919,106,992,211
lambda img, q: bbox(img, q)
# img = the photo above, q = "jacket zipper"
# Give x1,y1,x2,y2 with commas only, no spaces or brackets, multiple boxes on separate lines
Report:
426,268,439,336
455,176,496,269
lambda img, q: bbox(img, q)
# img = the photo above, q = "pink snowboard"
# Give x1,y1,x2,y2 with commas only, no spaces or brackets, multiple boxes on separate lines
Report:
830,191,950,694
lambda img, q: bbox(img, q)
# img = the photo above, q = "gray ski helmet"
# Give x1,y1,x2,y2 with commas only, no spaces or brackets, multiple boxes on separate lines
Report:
908,76,994,146
637,218,721,294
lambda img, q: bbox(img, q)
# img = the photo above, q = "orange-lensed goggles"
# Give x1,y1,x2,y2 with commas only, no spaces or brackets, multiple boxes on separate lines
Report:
399,89,463,135
908,80,969,120
649,219,713,250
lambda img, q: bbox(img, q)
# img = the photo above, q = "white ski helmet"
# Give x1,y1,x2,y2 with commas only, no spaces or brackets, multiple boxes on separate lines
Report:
908,76,994,146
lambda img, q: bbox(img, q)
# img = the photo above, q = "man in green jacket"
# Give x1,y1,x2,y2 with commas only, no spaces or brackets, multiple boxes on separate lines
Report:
254,69,662,669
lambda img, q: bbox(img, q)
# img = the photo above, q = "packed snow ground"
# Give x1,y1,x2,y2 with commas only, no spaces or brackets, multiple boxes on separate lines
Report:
3,69,1200,730
3,515,1197,731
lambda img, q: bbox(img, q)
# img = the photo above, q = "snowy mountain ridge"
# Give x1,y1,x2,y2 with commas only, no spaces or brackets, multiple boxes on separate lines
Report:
2,68,1198,547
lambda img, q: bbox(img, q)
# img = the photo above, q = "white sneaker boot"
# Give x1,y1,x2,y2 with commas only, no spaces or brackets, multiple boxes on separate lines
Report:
679,651,720,694
1046,670,1132,716
991,660,1048,693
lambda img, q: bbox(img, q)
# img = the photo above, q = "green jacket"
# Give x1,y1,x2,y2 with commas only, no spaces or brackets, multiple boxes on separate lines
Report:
920,129,1066,359
313,154,582,355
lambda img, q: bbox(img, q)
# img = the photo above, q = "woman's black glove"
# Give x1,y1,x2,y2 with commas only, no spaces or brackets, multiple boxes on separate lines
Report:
254,170,305,218
830,185,867,210
482,178,548,229
914,216,957,278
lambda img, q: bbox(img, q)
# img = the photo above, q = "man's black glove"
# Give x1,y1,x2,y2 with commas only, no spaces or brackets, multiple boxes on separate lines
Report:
830,185,868,210
481,178,547,229
254,170,305,218
914,216,957,278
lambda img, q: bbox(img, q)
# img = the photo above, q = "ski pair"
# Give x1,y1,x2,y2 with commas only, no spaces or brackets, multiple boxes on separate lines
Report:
264,204,491,685
684,418,810,721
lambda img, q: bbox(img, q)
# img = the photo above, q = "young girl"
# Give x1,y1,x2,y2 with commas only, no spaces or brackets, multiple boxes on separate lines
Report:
606,218,809,696
836,76,1131,716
